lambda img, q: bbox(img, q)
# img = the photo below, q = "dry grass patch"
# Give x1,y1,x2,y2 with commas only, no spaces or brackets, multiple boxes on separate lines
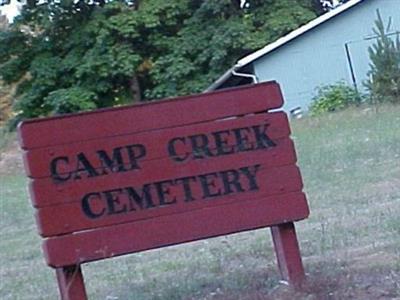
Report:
0,105,399,299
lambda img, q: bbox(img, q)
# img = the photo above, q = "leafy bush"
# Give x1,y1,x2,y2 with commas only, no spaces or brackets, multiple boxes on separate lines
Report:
364,10,400,105
309,82,361,116
42,88,98,114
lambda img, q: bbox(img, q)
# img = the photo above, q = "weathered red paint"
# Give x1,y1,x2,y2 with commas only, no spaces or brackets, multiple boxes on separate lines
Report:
56,265,87,300
18,82,283,149
36,165,303,237
18,81,309,299
43,192,308,268
23,112,290,179
271,222,306,286
29,137,297,208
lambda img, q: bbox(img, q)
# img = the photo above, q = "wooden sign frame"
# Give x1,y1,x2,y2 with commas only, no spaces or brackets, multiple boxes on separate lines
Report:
18,82,309,299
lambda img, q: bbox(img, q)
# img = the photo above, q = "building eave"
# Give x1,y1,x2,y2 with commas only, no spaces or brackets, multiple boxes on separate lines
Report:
204,66,238,92
206,0,365,91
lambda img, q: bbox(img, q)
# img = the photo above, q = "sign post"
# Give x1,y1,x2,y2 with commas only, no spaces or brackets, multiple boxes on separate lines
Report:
18,82,309,299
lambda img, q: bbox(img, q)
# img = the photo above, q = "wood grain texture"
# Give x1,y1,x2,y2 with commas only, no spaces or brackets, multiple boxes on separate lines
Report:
271,223,306,287
23,112,290,179
18,82,283,150
18,82,309,279
43,192,309,267
36,164,303,237
29,137,296,208
56,265,87,300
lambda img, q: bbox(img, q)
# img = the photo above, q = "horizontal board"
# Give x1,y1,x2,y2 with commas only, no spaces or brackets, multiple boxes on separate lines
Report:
43,192,309,267
18,82,310,272
36,164,303,237
29,137,297,208
18,82,283,150
23,112,290,179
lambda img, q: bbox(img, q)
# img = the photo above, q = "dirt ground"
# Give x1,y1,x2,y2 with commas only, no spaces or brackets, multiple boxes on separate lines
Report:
199,248,400,300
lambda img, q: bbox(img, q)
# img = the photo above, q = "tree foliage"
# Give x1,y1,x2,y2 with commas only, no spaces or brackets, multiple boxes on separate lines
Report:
148,0,317,99
0,0,319,123
0,10,11,126
364,10,400,105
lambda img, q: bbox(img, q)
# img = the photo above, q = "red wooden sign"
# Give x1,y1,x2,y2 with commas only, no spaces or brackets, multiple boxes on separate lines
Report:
18,82,309,299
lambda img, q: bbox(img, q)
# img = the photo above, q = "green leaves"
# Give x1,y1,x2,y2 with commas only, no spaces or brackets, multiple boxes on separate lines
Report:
0,29,32,83
309,82,362,116
145,0,317,100
43,87,98,114
364,10,400,105
1,0,318,124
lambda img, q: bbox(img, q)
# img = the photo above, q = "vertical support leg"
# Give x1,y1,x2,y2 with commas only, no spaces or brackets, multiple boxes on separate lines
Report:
271,222,305,288
56,265,88,300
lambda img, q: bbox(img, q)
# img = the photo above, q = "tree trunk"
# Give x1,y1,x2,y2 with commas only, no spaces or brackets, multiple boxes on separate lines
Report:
130,75,141,103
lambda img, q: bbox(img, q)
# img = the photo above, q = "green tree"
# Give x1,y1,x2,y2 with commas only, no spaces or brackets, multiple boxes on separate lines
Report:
0,0,318,124
364,10,400,105
148,0,317,99
0,11,11,126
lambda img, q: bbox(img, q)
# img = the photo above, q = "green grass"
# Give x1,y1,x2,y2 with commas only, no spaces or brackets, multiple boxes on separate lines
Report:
1,105,399,299
293,106,400,255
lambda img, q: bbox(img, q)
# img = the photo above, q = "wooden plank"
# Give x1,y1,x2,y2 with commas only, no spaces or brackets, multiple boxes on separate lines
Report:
36,164,303,237
56,265,87,300
22,112,290,179
43,192,309,267
18,82,283,150
271,223,305,287
17,81,309,292
29,137,296,208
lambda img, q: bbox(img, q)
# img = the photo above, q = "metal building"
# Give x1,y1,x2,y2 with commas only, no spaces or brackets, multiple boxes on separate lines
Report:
207,0,400,114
